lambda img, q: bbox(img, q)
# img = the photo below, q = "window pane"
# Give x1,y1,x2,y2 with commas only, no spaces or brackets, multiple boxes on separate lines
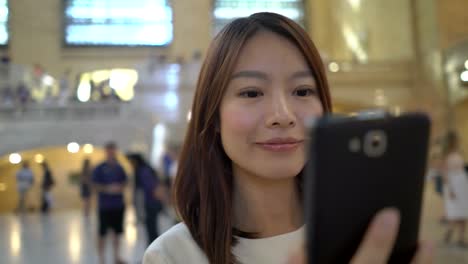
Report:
0,0,8,45
65,0,173,46
213,0,304,33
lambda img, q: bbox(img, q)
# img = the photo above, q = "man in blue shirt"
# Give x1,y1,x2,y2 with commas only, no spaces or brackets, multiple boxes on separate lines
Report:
92,142,127,264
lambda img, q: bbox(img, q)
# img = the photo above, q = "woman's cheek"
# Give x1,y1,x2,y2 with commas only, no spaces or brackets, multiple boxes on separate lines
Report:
221,104,260,136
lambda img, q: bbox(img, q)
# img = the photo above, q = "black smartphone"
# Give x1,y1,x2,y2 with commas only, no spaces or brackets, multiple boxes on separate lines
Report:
305,111,431,264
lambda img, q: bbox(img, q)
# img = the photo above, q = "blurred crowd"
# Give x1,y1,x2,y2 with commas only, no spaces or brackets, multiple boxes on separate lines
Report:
15,141,179,264
0,56,70,107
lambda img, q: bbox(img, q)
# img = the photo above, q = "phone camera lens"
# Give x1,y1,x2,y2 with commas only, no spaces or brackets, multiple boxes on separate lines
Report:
371,136,381,147
364,130,387,158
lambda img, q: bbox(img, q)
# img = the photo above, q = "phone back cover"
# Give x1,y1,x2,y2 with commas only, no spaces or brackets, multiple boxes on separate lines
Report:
305,113,430,264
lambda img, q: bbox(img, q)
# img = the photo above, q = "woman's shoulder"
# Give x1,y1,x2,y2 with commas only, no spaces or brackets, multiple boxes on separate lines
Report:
149,223,192,247
143,223,208,264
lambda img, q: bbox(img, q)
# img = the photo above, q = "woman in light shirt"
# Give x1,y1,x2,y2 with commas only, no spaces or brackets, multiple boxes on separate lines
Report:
442,131,468,247
143,12,433,264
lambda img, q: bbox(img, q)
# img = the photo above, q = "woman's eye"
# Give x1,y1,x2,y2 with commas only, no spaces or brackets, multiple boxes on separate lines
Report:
294,88,317,97
239,90,263,98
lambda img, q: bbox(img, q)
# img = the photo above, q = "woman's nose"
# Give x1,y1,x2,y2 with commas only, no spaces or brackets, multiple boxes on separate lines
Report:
265,93,296,128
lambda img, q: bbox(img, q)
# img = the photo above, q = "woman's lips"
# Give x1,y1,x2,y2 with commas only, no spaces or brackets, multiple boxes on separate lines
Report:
256,138,303,152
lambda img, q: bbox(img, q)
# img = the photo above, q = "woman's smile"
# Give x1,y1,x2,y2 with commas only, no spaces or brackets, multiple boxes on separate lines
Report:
255,137,303,152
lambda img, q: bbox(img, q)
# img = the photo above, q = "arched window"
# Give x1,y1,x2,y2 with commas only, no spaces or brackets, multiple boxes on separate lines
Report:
64,0,173,46
0,0,8,45
213,0,305,33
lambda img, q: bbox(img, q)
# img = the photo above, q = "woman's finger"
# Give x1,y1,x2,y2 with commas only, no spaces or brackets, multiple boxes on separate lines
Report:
286,246,305,264
350,208,400,264
410,241,434,264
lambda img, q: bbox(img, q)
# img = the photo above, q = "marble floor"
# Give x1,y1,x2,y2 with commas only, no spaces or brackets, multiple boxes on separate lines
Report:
0,185,467,264
0,208,174,264
418,185,468,264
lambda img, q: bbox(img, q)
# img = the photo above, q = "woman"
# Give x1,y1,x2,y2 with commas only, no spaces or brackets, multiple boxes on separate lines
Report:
143,12,432,264
127,153,166,245
80,159,92,216
442,131,468,247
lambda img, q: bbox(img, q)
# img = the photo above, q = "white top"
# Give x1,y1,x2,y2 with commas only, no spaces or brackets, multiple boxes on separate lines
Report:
16,168,34,191
143,223,304,264
443,152,468,220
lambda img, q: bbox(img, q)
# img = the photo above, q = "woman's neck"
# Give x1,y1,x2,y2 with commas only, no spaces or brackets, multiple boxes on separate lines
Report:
232,166,303,238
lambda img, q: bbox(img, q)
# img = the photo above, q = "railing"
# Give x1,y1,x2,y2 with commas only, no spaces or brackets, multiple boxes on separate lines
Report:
0,101,122,121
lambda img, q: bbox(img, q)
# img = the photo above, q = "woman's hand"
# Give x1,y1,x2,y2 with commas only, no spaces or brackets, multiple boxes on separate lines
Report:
287,208,433,264
106,183,125,194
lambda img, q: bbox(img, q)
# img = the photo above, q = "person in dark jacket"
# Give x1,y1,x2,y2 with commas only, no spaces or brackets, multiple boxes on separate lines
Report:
127,153,166,245
41,161,55,213
80,159,93,216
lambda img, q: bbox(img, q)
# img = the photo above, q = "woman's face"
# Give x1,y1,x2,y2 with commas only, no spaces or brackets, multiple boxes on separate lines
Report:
220,31,324,180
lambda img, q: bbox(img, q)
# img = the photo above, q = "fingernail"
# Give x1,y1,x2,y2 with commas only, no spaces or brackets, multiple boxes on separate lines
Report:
378,208,400,228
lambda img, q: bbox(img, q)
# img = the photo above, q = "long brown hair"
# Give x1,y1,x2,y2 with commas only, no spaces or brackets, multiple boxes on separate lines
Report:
174,12,332,264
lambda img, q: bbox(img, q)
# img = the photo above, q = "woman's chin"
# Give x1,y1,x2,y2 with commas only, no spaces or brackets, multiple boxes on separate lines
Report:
256,166,303,181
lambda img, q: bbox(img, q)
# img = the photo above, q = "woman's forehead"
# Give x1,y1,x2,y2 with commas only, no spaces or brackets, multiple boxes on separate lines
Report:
233,31,310,73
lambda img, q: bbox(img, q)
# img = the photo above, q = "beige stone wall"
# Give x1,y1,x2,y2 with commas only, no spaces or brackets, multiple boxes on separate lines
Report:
411,0,446,138
0,0,452,119
3,0,211,78
437,0,468,51
308,0,414,62
1,0,420,80
454,100,468,159
435,0,468,146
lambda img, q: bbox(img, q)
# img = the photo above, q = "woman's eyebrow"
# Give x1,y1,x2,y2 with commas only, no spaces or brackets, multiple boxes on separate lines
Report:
230,70,315,82
290,70,314,80
230,70,269,81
